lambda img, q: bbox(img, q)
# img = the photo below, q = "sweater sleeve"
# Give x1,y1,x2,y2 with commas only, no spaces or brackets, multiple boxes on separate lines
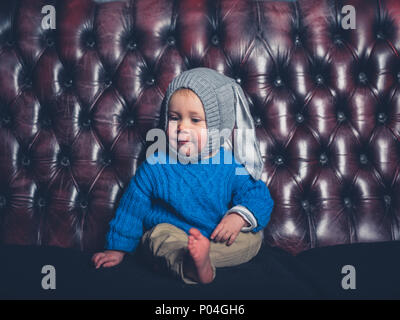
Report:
105,160,155,252
229,167,274,233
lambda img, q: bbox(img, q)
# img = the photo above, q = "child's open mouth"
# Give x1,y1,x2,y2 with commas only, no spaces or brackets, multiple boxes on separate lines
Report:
178,140,191,146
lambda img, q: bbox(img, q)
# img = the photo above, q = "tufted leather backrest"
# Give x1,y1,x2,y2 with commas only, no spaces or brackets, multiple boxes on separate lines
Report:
0,0,399,255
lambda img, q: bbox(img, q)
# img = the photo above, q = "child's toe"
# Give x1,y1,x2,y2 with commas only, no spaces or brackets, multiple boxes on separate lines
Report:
189,228,202,239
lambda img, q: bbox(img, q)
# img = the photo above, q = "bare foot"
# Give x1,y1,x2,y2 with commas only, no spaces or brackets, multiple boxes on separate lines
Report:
186,228,214,284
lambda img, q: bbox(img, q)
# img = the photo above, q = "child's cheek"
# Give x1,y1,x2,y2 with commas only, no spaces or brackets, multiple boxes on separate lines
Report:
198,128,208,151
167,123,177,143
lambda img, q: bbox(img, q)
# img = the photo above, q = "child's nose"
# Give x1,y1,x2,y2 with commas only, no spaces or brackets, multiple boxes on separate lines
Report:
178,119,191,132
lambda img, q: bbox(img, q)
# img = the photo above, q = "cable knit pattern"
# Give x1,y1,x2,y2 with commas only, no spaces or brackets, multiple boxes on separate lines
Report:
106,147,274,252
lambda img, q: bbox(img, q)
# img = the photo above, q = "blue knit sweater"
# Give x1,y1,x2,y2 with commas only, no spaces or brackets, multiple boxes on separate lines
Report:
105,147,274,252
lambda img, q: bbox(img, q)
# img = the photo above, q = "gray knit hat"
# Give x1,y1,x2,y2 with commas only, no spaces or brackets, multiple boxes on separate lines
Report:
160,67,263,180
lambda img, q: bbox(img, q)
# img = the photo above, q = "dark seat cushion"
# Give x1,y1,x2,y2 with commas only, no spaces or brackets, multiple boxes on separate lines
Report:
1,242,399,299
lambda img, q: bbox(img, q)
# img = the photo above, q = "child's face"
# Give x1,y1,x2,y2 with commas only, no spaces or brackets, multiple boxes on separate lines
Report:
167,89,208,157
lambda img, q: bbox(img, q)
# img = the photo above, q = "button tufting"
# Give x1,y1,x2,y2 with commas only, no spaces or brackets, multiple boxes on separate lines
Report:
344,197,352,208
101,155,112,166
333,34,342,44
105,77,112,86
64,78,73,88
167,36,175,46
376,31,385,39
359,154,368,165
22,156,31,167
80,199,88,209
295,113,304,124
3,1,400,255
86,38,96,48
37,197,46,208
377,112,387,124
24,77,32,88
6,39,14,47
211,34,219,46
315,74,324,85
128,40,137,50
358,72,368,84
319,153,328,165
274,77,283,87
146,77,155,86
126,117,135,127
0,195,6,208
82,116,92,128
61,156,70,167
275,155,284,166
2,114,11,125
301,200,310,210
46,37,54,47
337,111,346,122
42,117,52,128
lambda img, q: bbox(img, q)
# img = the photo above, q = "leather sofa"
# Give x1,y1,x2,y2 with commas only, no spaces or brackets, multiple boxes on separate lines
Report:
1,0,399,299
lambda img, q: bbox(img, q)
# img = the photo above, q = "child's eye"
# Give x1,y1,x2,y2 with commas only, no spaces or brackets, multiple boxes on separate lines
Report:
168,115,178,121
192,118,201,123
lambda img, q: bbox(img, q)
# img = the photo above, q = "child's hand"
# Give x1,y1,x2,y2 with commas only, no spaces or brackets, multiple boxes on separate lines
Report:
92,250,126,269
210,213,249,246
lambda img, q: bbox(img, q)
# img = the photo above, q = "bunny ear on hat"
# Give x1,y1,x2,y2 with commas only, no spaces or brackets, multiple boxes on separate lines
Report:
230,83,264,181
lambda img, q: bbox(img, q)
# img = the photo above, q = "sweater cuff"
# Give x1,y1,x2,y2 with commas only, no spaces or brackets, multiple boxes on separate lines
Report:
105,242,135,253
105,230,139,253
224,205,258,232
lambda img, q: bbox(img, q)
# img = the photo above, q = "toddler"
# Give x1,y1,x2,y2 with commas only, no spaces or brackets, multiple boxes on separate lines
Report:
92,68,274,284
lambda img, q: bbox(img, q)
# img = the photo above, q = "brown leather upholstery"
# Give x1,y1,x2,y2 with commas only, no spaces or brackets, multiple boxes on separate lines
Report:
0,0,399,255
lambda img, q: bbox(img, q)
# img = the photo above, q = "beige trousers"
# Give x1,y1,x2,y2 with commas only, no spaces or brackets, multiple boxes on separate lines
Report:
140,223,263,284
